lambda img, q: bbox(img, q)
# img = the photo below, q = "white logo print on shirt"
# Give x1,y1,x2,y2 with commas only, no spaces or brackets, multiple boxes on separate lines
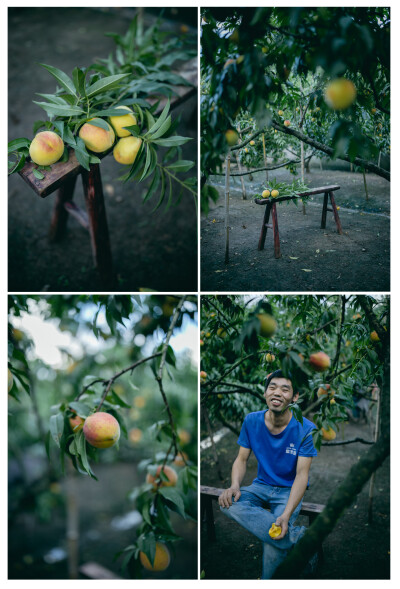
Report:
285,443,297,456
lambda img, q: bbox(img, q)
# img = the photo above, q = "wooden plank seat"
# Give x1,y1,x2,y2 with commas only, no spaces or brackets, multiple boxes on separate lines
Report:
200,485,325,560
17,58,197,285
254,185,342,259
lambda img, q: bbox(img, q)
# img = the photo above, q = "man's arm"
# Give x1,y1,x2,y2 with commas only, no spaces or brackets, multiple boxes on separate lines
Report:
273,456,313,540
218,446,251,508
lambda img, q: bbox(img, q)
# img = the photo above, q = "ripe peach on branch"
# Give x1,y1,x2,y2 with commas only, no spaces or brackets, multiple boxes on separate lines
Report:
309,351,331,372
83,412,120,448
146,465,178,488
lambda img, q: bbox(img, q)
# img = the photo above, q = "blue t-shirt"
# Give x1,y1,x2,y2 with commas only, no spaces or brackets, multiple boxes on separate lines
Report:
237,410,317,487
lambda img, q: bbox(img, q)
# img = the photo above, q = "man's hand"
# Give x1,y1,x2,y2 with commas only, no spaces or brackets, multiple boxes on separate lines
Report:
271,514,289,540
218,486,241,508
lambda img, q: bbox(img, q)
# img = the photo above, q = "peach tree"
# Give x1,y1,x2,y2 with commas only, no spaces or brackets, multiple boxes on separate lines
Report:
8,294,197,577
201,7,390,210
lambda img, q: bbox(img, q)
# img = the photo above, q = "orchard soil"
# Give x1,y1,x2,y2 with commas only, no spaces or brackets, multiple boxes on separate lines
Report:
201,163,390,291
200,419,390,580
8,7,197,292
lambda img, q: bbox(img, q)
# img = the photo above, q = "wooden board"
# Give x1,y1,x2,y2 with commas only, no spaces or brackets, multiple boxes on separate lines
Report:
255,185,340,206
18,58,197,199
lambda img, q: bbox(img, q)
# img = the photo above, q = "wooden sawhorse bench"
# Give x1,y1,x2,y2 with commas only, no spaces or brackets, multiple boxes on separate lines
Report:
17,58,197,286
255,185,343,259
201,485,325,561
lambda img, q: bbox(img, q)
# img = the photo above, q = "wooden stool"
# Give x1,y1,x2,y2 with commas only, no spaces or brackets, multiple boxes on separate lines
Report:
17,58,197,286
255,185,342,258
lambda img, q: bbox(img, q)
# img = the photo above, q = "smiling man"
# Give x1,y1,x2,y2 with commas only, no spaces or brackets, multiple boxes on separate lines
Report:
218,369,317,579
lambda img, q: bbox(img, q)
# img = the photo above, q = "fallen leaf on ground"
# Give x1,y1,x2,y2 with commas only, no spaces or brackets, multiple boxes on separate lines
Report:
301,269,312,272
289,256,298,260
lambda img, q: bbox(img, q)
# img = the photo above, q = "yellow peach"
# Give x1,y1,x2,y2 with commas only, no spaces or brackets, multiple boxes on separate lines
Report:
140,542,170,572
83,412,120,448
29,131,64,166
79,118,115,153
109,106,137,137
146,465,178,488
113,136,142,165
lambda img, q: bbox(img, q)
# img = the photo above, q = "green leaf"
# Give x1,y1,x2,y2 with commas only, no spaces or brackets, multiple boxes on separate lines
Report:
137,532,156,567
166,160,195,173
109,389,131,408
8,153,26,175
72,66,86,96
87,118,111,131
158,487,186,519
69,401,92,418
86,73,130,98
39,63,77,96
146,99,170,137
33,101,85,117
8,138,31,153
152,136,191,147
149,116,172,140
32,168,45,180
142,165,161,203
76,430,98,479
49,413,64,447
165,345,176,367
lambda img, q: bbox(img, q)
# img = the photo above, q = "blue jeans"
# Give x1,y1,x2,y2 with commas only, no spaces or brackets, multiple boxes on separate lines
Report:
220,482,306,579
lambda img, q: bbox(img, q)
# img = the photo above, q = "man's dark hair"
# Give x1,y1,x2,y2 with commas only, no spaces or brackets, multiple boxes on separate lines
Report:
264,369,293,391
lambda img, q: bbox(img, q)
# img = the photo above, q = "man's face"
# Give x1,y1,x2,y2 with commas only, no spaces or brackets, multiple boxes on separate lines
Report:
264,377,298,413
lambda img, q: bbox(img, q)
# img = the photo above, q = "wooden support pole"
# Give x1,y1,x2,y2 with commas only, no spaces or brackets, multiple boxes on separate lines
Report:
49,175,77,242
368,386,381,523
235,151,247,200
271,203,281,259
262,133,268,185
321,192,328,229
301,141,306,215
329,191,343,235
81,164,115,285
224,154,231,264
258,202,271,251
362,169,369,200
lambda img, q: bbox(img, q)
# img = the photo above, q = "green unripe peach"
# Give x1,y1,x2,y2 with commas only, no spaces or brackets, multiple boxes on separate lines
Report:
83,412,120,448
79,118,115,153
256,313,277,338
113,136,142,165
109,106,137,137
29,131,64,166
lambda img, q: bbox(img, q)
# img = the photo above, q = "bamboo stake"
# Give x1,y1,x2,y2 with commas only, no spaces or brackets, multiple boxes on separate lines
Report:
262,133,268,185
224,154,231,264
235,152,247,200
300,140,306,214
367,385,381,523
66,460,79,579
362,169,369,200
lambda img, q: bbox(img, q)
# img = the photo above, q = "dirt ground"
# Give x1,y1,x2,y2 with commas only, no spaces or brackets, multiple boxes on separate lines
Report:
8,7,197,292
201,162,390,292
200,418,390,580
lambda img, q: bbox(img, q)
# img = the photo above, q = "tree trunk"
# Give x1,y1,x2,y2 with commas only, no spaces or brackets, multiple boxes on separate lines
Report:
262,133,268,185
224,154,231,264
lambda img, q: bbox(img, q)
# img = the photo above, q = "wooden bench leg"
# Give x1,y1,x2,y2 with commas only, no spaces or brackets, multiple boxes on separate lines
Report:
81,164,115,286
329,191,343,235
258,203,271,251
201,495,216,542
49,175,77,242
321,191,328,229
271,203,281,259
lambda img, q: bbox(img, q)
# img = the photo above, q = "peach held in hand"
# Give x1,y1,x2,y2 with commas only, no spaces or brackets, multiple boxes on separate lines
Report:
109,106,137,137
29,131,64,166
78,118,115,153
83,412,120,448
